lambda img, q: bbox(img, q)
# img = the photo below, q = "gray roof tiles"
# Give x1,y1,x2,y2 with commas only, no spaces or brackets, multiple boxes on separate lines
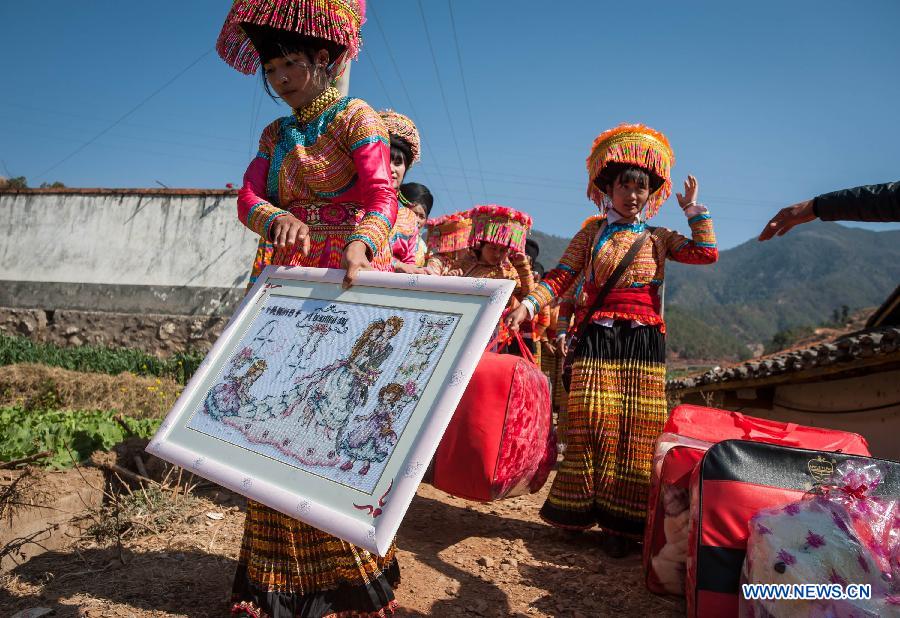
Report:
667,326,900,392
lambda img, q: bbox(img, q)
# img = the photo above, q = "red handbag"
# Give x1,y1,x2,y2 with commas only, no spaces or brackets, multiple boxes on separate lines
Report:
432,331,556,501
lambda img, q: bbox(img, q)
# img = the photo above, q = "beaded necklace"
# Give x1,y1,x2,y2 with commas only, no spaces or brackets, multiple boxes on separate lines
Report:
293,86,341,125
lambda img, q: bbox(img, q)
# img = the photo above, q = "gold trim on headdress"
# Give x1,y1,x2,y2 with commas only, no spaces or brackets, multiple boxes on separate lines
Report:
586,123,674,220
378,110,421,164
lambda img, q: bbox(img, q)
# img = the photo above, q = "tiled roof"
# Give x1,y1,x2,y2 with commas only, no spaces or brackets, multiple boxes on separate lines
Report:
668,325,900,392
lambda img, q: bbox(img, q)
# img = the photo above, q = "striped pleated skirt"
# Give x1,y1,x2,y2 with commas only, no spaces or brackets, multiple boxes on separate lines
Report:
231,500,400,618
234,214,399,617
539,322,667,539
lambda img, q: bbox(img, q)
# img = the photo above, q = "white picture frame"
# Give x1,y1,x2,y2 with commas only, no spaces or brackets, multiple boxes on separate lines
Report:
147,265,513,555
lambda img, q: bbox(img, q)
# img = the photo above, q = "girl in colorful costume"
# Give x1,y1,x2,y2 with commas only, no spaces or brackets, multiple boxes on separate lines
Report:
379,110,425,273
429,205,534,300
506,124,718,557
219,0,401,614
339,382,406,476
398,182,433,267
430,205,537,355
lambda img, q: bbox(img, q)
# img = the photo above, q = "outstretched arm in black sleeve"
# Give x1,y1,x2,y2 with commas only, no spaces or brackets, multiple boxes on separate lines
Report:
758,181,900,241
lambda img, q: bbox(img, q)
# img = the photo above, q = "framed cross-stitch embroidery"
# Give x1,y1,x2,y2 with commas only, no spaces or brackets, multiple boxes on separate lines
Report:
147,265,513,555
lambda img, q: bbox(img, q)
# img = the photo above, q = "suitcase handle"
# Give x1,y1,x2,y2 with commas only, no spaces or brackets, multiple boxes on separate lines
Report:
512,330,538,366
734,413,801,445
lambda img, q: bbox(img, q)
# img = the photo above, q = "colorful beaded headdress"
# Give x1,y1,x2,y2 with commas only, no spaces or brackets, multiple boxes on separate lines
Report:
217,0,366,75
469,205,533,253
378,110,421,164
586,123,674,220
425,211,472,254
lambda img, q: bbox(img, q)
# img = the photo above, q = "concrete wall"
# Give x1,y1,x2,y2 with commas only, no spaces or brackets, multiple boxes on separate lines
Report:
0,189,259,316
712,369,900,461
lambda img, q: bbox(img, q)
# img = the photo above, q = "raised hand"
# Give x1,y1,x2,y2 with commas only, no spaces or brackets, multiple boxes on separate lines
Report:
676,175,706,217
509,251,529,265
676,175,699,210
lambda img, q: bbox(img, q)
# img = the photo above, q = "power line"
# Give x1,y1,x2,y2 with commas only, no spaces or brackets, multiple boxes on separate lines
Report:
359,53,446,197
4,126,240,168
10,116,247,155
416,0,475,205
0,100,247,145
35,47,214,180
447,1,488,200
248,76,265,160
368,9,416,115
368,5,456,209
361,53,396,110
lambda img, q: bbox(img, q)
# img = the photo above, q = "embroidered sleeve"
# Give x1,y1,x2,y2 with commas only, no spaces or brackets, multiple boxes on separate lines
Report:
510,252,536,301
664,208,718,265
504,264,523,298
533,304,552,339
237,121,289,240
557,299,575,335
344,102,395,258
555,277,579,335
509,253,534,301
443,259,467,278
390,207,419,265
546,305,560,339
414,237,427,267
256,120,279,160
436,255,470,277
523,224,593,313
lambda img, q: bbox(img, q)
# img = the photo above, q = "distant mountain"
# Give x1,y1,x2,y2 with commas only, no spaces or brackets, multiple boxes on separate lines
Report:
529,222,900,361
665,222,900,360
528,229,569,271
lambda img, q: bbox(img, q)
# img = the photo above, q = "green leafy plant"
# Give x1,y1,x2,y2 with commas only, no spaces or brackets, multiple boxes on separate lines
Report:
0,334,203,384
0,406,161,469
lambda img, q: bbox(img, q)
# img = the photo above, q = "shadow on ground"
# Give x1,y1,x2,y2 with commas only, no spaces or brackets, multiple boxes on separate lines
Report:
3,546,236,617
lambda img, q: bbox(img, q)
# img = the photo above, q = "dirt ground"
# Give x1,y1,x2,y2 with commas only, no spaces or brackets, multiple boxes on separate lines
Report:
1,467,683,618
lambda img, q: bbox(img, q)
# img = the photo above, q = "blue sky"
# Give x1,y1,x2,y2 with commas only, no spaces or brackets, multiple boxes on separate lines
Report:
1,1,898,249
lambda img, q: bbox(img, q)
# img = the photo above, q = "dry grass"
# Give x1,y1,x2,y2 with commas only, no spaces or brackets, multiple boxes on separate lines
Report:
0,363,181,419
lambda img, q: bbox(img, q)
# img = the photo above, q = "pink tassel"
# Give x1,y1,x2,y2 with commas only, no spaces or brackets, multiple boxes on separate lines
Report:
217,0,364,75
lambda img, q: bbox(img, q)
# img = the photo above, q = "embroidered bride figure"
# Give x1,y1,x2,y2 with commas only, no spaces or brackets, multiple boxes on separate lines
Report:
289,316,404,466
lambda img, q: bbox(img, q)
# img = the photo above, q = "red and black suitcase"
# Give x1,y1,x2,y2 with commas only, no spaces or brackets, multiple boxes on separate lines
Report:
686,439,900,617
644,404,870,595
